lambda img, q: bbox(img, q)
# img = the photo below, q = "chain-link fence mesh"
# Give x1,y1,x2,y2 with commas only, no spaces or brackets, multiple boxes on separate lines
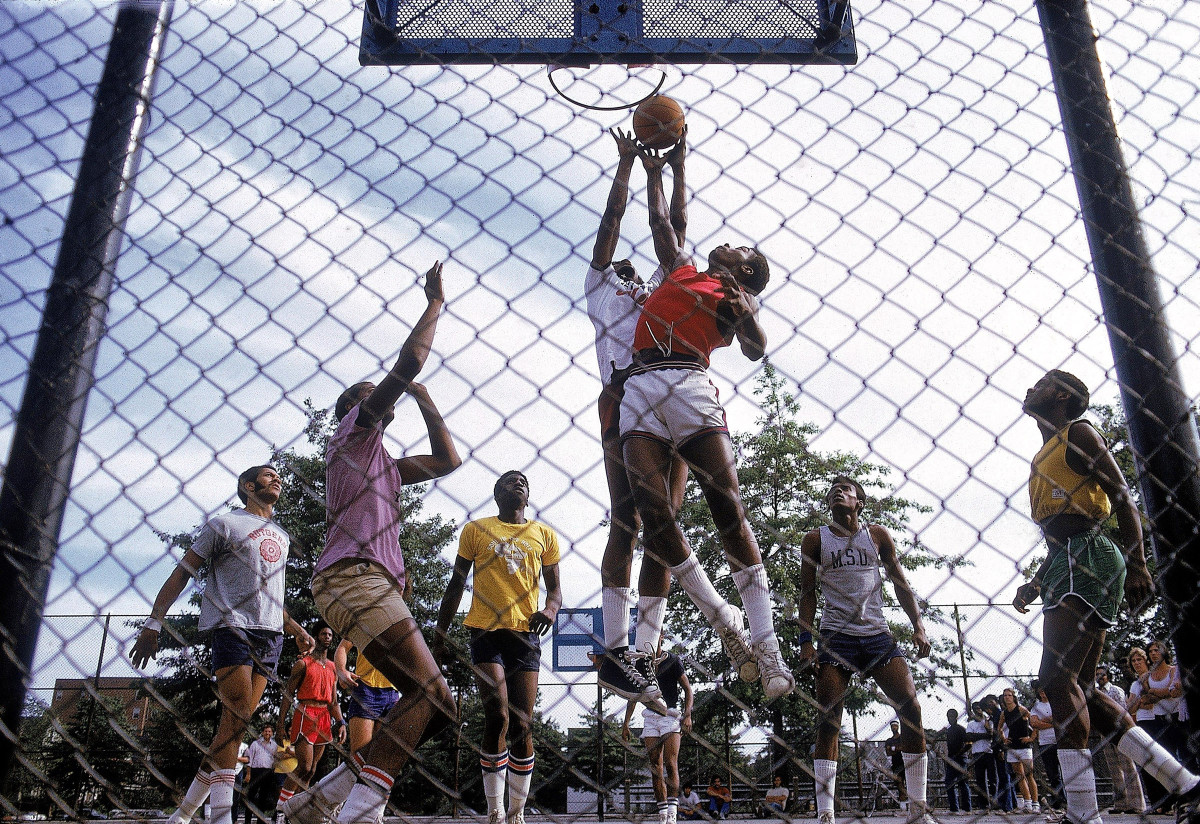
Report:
3,0,1200,820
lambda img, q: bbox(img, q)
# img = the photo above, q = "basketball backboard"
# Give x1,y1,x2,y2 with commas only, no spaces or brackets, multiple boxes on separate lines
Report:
360,0,856,66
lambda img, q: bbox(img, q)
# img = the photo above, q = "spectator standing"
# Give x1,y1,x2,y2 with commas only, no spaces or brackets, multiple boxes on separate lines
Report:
966,702,996,810
1030,682,1063,810
243,726,278,824
1128,648,1169,813
1095,664,1145,814
943,709,971,813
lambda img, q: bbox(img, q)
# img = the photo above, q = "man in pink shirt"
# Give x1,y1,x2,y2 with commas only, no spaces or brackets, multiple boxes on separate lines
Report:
281,262,462,824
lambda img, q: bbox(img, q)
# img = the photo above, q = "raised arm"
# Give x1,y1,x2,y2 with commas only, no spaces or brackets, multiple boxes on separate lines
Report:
716,273,767,361
665,131,688,247
394,382,462,484
640,148,687,273
357,262,445,428
591,129,639,271
129,547,205,669
874,525,931,659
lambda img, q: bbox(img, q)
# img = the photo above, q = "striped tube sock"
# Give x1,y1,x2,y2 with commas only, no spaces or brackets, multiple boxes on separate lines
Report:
168,770,213,824
335,766,394,824
207,769,238,824
276,788,294,810
667,797,678,824
304,754,366,812
508,754,535,815
482,751,510,816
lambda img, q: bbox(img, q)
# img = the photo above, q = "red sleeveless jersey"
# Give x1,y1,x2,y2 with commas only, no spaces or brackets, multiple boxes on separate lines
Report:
296,656,336,703
632,264,729,365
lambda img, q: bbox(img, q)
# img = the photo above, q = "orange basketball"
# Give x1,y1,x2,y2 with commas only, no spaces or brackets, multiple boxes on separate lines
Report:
633,95,685,150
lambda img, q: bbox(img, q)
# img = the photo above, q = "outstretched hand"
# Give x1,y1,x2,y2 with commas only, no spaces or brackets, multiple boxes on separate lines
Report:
129,628,160,670
638,145,667,172
423,261,444,304
665,126,687,168
611,127,638,160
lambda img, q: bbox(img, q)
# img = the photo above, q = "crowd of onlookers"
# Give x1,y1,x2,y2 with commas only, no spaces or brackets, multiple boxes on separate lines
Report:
939,640,1188,816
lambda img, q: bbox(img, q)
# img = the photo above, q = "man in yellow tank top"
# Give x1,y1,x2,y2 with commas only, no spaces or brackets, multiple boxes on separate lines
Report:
433,471,562,824
1013,370,1198,824
334,640,400,753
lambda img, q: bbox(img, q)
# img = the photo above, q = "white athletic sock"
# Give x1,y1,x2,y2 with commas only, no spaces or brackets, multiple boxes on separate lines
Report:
208,769,238,824
169,770,213,824
307,758,362,807
1117,725,1200,795
1059,749,1102,824
508,754,534,815
482,751,509,816
732,564,776,644
815,759,838,815
902,751,927,811
634,596,667,655
668,796,678,824
670,555,730,626
338,782,388,824
603,587,634,649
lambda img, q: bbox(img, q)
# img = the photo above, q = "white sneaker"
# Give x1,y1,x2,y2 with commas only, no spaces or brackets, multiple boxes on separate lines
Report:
489,810,507,824
714,614,760,682
280,791,337,824
753,637,795,699
507,810,525,824
818,811,836,824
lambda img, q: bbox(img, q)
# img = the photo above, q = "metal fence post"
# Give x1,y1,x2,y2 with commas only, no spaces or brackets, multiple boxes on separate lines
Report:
0,0,174,780
1036,0,1200,756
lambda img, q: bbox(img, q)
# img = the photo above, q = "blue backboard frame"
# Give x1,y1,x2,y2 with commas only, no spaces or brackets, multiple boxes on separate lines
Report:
361,0,856,66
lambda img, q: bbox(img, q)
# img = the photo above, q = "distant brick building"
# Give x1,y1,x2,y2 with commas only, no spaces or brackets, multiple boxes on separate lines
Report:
51,677,152,734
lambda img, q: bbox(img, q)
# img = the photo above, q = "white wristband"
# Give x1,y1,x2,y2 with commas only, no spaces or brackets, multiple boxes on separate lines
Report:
143,617,163,633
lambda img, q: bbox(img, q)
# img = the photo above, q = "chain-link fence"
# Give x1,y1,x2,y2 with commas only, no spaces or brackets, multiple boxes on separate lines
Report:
3,0,1200,821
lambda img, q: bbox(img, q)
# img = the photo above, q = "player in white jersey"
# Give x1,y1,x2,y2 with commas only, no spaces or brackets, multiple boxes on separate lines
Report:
589,129,757,711
797,476,931,824
130,465,313,824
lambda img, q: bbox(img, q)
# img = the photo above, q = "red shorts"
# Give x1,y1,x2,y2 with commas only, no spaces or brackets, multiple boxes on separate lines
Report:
290,704,332,745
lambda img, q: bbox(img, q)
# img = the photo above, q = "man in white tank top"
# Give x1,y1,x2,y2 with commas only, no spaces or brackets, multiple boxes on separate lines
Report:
588,129,759,711
797,476,932,824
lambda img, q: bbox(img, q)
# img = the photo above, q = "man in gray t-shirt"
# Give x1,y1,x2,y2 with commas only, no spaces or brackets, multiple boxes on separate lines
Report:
131,465,313,824
797,475,933,824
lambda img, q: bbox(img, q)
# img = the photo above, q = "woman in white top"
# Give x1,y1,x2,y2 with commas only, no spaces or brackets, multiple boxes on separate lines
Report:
1128,647,1171,812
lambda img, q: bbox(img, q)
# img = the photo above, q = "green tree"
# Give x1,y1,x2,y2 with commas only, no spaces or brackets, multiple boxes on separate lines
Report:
666,363,964,775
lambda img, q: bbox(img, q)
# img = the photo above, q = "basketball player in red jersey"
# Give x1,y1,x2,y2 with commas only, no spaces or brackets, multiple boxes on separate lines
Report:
278,623,345,812
619,145,794,700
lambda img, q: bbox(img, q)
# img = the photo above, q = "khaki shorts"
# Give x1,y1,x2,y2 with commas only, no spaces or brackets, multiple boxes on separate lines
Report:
620,367,728,447
311,560,413,652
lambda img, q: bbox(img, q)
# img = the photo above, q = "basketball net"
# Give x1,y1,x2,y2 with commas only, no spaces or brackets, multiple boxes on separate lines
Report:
547,62,669,111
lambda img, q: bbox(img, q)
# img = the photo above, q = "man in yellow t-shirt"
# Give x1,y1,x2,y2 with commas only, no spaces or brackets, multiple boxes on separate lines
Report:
433,470,562,824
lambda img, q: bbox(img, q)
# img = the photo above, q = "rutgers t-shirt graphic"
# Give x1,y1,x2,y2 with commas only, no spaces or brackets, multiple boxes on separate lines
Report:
248,525,286,564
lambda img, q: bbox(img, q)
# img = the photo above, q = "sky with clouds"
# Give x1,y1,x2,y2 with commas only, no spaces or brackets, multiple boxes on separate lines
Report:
2,0,1199,738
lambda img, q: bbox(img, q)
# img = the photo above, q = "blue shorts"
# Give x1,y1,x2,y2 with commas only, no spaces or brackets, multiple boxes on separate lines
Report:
469,629,542,673
210,627,283,679
818,631,903,675
347,683,400,721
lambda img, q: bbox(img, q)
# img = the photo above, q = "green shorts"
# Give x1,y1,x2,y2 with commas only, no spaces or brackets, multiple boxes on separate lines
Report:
1042,531,1126,626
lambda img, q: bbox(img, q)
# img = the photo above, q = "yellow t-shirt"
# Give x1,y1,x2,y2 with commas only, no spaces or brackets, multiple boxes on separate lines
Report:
459,516,561,631
354,650,395,690
1029,420,1112,523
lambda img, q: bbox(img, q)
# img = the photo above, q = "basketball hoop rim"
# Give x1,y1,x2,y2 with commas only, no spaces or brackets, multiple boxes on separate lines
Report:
546,63,668,111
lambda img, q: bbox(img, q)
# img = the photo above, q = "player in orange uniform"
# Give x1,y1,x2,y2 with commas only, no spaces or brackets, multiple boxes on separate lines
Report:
620,145,793,700
278,624,345,812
